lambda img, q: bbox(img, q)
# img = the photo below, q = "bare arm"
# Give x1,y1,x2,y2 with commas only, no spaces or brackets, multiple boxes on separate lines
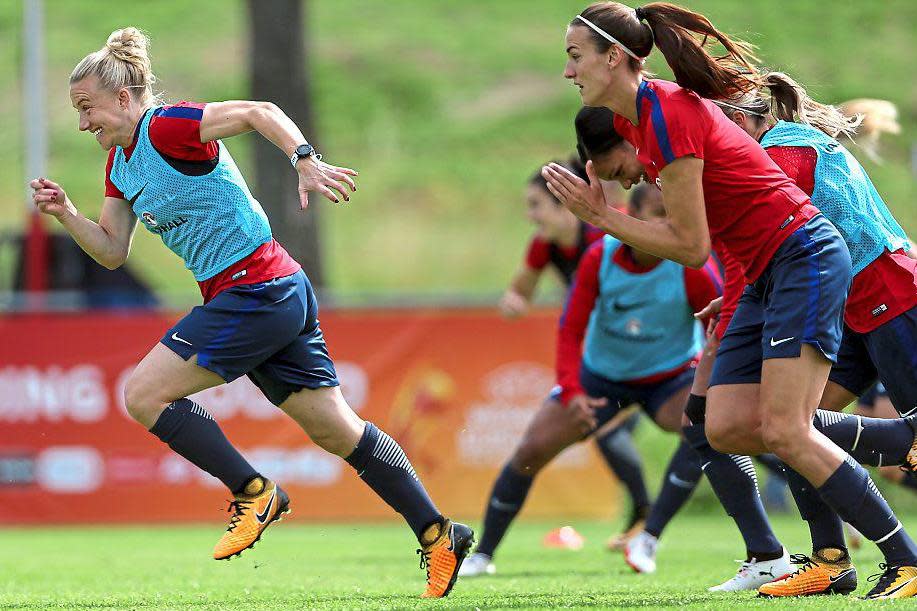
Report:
200,100,358,207
30,178,138,270
498,265,540,318
543,157,711,268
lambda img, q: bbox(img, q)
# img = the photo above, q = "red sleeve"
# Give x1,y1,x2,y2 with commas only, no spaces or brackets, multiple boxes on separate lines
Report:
148,101,218,160
557,240,603,404
643,89,708,171
765,146,817,196
104,148,126,199
583,224,605,246
525,236,551,270
684,257,724,320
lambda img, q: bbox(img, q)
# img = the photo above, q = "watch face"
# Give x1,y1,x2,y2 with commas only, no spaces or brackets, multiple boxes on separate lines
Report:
296,144,313,157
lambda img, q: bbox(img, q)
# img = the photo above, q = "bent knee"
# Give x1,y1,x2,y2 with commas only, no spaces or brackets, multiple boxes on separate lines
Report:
309,425,359,457
705,421,732,453
123,378,169,428
760,419,809,462
509,438,555,475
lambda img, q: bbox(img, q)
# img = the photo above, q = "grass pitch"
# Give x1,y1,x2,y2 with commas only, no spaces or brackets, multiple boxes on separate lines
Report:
2,512,914,609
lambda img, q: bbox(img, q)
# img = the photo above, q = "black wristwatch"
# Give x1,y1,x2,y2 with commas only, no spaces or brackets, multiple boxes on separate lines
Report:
290,143,317,167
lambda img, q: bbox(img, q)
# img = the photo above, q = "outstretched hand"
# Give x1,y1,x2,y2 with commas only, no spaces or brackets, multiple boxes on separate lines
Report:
296,157,359,209
541,161,608,225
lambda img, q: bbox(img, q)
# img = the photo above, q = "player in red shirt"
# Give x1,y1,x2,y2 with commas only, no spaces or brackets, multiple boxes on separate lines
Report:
542,3,917,599
30,27,470,598
712,74,917,597
461,183,725,579
499,160,609,318
574,105,792,591
494,159,656,554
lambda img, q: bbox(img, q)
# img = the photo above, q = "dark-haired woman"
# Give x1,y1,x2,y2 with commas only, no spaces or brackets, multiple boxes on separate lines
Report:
495,161,657,558
542,2,916,599
461,182,723,578
575,105,793,591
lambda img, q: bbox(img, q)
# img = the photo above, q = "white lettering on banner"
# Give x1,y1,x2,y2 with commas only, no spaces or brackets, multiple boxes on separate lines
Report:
116,361,368,420
35,446,104,493
483,362,555,401
0,365,108,423
459,362,589,467
158,447,342,487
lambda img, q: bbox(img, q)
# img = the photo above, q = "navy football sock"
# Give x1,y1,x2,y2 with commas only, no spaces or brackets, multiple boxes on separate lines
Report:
644,439,702,538
476,464,534,558
150,398,260,494
813,410,915,467
818,456,917,565
344,422,442,541
684,422,783,559
595,425,651,512
784,466,846,554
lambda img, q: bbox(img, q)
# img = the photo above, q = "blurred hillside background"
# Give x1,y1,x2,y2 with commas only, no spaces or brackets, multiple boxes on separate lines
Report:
1,0,915,306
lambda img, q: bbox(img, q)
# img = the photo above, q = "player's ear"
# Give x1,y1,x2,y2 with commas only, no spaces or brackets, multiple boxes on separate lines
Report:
118,87,132,109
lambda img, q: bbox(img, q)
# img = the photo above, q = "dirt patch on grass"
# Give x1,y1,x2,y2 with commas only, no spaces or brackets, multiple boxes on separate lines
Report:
447,72,568,122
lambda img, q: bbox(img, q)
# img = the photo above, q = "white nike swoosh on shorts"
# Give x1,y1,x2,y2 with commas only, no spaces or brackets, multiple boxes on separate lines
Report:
171,332,193,346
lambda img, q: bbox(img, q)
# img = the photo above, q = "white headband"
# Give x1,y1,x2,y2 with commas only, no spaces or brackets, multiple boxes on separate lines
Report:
712,99,766,117
575,14,644,61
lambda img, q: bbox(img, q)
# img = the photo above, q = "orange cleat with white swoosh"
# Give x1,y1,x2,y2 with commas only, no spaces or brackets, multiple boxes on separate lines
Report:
213,477,290,560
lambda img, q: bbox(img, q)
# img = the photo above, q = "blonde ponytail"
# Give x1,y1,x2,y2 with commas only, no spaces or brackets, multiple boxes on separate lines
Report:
70,27,161,106
762,72,861,139
838,99,900,163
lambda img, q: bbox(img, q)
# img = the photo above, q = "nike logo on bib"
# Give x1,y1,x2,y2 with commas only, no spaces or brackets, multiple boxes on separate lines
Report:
770,336,795,347
255,489,277,524
171,332,193,346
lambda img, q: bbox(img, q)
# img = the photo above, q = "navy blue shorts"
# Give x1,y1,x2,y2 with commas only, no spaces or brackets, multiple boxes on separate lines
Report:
161,270,339,406
552,365,694,429
830,305,917,415
710,215,852,387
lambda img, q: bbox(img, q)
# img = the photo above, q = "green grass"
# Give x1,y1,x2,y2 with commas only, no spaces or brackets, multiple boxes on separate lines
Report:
1,513,913,610
1,1,916,303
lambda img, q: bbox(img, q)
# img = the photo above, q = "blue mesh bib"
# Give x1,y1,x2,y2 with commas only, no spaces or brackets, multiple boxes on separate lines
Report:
761,121,909,275
109,108,272,281
582,236,703,382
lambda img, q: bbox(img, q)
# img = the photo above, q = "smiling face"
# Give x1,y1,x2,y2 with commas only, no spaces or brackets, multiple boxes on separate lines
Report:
526,183,575,241
589,143,647,190
563,25,619,107
69,75,137,150
630,185,666,224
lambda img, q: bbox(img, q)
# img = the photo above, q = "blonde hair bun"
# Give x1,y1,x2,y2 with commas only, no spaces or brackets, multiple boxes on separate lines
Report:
70,26,160,105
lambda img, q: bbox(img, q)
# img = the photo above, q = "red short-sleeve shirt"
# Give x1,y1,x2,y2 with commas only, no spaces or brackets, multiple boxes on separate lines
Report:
613,80,817,285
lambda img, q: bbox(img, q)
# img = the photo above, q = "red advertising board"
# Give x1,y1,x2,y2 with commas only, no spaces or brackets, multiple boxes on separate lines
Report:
0,310,619,524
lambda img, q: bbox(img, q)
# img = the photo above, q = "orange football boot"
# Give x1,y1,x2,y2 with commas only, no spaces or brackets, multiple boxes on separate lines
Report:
606,505,650,551
417,519,474,598
758,549,857,597
863,564,917,599
213,478,290,560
